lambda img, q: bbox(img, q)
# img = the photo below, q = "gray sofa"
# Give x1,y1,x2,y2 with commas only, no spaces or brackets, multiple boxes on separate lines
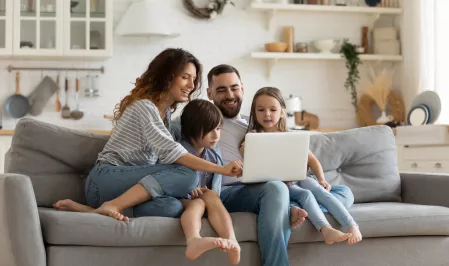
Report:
1,118,449,266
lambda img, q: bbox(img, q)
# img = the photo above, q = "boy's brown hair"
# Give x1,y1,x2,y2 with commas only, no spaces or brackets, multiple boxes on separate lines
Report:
181,99,223,143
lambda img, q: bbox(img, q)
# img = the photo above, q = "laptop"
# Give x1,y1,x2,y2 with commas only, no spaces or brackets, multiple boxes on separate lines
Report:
240,131,310,183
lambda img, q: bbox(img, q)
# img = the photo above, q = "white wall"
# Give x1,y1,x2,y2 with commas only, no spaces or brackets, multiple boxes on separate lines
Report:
0,0,410,131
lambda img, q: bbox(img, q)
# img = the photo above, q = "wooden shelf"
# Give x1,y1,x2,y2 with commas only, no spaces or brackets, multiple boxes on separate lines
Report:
251,2,402,14
251,52,403,78
250,2,402,29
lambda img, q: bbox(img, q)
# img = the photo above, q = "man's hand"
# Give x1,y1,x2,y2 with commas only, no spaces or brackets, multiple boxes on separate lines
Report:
221,160,243,177
318,179,332,191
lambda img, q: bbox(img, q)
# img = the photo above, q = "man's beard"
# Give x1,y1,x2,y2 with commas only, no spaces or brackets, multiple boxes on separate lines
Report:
214,99,242,119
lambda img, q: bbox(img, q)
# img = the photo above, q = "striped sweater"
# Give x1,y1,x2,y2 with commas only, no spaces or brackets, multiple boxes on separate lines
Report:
97,99,188,166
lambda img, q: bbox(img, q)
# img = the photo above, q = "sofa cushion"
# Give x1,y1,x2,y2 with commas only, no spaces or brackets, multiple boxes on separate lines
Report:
309,126,401,203
290,202,449,244
39,202,449,246
39,209,257,246
6,118,109,207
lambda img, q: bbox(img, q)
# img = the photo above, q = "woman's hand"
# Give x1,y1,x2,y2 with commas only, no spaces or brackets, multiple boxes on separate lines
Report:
318,179,332,191
221,160,243,177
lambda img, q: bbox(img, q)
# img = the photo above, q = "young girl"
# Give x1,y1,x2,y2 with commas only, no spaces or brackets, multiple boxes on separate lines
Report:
239,87,363,245
55,99,241,264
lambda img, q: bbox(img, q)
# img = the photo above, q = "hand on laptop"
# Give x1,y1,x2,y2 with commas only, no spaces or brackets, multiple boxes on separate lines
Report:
221,160,243,177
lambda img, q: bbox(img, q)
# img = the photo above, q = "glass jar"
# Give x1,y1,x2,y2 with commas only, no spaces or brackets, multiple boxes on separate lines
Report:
296,42,308,53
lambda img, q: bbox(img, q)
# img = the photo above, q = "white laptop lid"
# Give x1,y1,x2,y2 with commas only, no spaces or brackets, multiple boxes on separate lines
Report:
241,131,310,183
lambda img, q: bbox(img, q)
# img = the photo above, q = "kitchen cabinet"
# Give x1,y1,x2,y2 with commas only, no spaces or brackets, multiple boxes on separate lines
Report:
4,0,112,59
0,0,13,55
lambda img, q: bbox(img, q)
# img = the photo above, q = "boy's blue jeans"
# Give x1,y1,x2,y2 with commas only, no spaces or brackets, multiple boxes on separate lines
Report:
85,162,198,217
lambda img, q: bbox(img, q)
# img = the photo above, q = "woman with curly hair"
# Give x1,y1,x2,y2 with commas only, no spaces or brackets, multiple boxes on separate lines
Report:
62,48,242,222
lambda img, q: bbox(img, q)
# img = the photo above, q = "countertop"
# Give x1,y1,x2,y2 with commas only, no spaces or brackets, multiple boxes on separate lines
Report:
0,128,349,136
0,129,112,136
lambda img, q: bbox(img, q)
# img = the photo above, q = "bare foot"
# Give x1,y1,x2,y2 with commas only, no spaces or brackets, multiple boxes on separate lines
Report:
93,201,129,221
225,239,241,265
53,199,94,213
348,225,362,245
291,206,308,229
321,226,352,245
185,237,227,260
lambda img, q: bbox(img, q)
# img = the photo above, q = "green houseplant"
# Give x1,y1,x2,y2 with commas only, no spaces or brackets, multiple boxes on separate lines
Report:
340,39,362,111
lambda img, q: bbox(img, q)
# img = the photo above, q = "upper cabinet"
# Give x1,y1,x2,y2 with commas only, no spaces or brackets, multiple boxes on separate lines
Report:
63,0,113,58
0,0,13,55
13,0,63,56
4,0,112,59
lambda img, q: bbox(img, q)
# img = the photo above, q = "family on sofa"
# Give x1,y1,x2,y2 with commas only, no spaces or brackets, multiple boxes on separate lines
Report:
52,48,362,266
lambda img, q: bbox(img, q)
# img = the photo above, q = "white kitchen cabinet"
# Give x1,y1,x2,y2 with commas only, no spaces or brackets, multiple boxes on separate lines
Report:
0,136,12,174
5,0,112,59
0,0,13,55
13,0,64,56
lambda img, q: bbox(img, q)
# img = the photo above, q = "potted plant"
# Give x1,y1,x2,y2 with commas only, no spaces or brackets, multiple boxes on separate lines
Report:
340,39,362,111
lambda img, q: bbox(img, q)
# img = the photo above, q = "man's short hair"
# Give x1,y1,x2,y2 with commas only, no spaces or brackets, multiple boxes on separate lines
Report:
207,64,241,87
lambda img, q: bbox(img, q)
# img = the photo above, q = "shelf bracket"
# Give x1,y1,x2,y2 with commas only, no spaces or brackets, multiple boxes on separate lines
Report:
367,13,381,30
267,10,277,30
267,59,278,79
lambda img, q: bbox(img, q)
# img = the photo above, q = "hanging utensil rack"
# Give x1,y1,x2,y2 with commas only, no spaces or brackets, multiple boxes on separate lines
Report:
6,65,105,74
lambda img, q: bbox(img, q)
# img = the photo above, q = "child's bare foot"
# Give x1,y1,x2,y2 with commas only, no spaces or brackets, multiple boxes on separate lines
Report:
290,206,308,229
53,199,94,213
225,239,241,265
321,226,352,245
348,225,362,245
93,201,129,221
185,237,227,260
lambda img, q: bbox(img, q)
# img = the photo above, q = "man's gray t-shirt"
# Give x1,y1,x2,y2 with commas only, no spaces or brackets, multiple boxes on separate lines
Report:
219,117,248,185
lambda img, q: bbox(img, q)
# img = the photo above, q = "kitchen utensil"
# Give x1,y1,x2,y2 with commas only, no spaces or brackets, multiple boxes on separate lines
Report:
71,78,84,120
61,77,72,119
284,95,302,129
55,74,61,112
4,72,30,119
27,76,59,116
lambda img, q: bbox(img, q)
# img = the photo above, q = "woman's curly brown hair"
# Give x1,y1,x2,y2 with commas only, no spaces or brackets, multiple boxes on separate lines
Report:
113,48,203,121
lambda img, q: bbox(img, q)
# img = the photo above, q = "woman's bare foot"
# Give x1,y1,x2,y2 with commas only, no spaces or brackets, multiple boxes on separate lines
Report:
291,206,308,229
225,239,241,265
348,225,362,245
321,226,352,245
53,199,94,213
185,237,227,260
93,201,129,221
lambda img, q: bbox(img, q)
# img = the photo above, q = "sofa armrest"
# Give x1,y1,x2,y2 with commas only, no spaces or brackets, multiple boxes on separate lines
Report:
0,174,46,266
401,172,449,208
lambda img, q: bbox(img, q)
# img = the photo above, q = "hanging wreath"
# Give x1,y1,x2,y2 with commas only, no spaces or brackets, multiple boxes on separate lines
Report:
183,0,235,20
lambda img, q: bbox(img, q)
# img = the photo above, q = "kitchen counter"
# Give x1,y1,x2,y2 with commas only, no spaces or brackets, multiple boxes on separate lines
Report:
0,128,356,136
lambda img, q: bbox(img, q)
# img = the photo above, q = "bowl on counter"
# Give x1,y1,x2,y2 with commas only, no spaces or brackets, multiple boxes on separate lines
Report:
264,42,288,53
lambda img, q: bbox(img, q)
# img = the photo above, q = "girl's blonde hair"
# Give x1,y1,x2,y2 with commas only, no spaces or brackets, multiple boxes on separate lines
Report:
240,87,287,145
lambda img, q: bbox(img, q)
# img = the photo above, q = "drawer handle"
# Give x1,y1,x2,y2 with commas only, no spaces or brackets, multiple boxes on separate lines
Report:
435,163,442,168
411,163,418,168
